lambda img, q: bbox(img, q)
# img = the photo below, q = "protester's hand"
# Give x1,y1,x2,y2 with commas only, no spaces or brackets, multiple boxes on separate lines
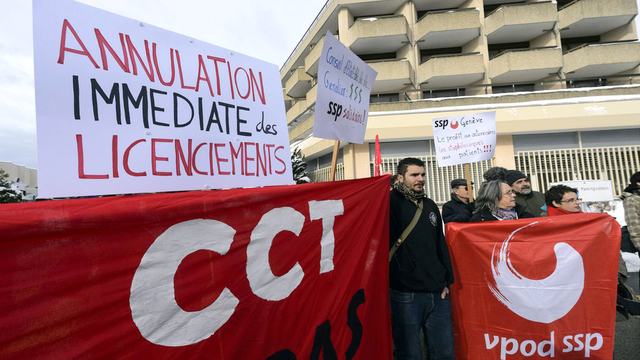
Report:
441,287,449,299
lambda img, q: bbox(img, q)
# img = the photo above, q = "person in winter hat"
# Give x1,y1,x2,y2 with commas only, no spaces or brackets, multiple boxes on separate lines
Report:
505,170,545,217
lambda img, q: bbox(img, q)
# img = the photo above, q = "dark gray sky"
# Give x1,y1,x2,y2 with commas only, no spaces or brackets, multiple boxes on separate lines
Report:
0,0,327,169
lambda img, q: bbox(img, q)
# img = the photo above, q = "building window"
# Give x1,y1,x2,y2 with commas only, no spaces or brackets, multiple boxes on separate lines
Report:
353,13,394,21
370,93,400,103
360,52,397,62
557,0,575,10
488,42,529,59
567,79,606,89
562,36,601,53
422,88,466,99
420,47,462,63
492,83,535,94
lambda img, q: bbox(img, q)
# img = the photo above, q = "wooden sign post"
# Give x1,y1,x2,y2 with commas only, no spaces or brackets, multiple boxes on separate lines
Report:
464,163,474,203
329,141,340,181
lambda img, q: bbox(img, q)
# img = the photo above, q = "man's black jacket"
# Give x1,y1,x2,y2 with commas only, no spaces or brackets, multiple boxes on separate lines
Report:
389,189,454,293
442,193,474,223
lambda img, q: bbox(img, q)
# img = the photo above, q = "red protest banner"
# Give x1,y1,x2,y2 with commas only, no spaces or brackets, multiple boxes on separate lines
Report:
0,176,391,359
446,214,620,360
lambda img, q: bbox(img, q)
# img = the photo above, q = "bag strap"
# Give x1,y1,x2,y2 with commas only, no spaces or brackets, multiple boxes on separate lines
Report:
389,200,423,262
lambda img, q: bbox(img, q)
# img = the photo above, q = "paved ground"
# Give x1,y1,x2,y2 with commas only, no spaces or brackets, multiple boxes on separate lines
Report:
615,258,639,360
614,315,640,360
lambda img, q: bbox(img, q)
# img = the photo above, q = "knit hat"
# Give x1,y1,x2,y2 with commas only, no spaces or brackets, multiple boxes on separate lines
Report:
505,170,527,186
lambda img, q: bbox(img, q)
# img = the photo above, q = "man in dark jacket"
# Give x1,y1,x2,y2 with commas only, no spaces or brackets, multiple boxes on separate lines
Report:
506,170,546,217
442,179,474,223
389,157,455,360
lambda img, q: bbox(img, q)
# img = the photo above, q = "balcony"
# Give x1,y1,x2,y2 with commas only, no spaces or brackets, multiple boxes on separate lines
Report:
305,83,318,107
415,9,481,50
283,89,293,112
414,0,467,11
485,2,558,44
559,0,639,38
285,67,312,99
348,15,410,55
564,41,640,78
490,47,563,83
286,99,308,125
305,35,335,77
367,59,413,93
418,53,485,88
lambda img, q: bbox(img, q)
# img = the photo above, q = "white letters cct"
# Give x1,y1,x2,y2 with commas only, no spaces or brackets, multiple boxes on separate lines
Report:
130,219,239,347
309,200,344,274
130,201,344,347
247,207,306,301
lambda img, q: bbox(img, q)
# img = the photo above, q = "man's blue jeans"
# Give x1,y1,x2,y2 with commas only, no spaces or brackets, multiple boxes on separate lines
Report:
389,289,455,360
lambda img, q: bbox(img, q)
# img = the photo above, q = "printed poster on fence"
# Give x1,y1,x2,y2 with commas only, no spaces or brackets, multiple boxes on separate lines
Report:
432,111,496,167
33,0,292,198
446,214,619,359
550,180,614,202
0,176,392,359
313,31,378,144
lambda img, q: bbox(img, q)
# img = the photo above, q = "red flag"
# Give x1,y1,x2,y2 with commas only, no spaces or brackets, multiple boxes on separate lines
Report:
0,177,392,359
446,214,620,360
374,134,381,176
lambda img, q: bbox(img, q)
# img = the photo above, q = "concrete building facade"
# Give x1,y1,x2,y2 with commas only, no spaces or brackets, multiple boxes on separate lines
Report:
281,0,640,204
0,162,38,200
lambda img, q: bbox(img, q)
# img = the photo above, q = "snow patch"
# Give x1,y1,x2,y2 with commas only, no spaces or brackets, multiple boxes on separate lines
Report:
584,106,607,115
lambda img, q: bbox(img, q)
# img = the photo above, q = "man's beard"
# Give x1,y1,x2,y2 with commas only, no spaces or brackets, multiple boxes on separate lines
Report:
519,187,532,195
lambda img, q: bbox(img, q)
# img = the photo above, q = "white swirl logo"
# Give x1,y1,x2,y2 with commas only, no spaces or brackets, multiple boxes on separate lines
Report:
487,222,585,324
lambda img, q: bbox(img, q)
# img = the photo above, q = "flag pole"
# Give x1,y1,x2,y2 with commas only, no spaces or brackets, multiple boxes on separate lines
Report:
374,134,381,176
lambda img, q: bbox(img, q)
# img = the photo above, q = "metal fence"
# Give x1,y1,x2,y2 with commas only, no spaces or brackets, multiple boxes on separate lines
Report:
370,156,494,205
308,146,639,202
515,145,640,197
309,163,344,183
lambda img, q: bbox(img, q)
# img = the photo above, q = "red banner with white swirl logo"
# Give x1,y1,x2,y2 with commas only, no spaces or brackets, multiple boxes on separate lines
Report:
0,176,391,359
446,214,620,360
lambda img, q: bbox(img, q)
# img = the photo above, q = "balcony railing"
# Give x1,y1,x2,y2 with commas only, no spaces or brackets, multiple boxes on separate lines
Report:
309,163,344,183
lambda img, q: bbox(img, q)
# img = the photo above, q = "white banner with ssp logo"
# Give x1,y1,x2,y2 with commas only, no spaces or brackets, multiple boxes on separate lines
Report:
432,111,496,167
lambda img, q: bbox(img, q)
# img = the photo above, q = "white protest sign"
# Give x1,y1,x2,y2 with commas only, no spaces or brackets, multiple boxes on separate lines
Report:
313,31,377,144
33,0,292,198
432,111,496,167
550,180,614,202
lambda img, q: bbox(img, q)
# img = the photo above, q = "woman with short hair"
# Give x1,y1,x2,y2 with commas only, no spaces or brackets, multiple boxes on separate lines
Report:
544,185,582,216
469,180,534,222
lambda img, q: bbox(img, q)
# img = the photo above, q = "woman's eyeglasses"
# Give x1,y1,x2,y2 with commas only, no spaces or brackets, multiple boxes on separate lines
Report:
560,198,582,203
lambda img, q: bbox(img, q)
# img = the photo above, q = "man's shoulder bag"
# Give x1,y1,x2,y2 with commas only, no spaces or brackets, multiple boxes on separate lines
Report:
389,200,423,262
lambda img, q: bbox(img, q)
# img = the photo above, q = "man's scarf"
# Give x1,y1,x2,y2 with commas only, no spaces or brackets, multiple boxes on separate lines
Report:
393,181,425,203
